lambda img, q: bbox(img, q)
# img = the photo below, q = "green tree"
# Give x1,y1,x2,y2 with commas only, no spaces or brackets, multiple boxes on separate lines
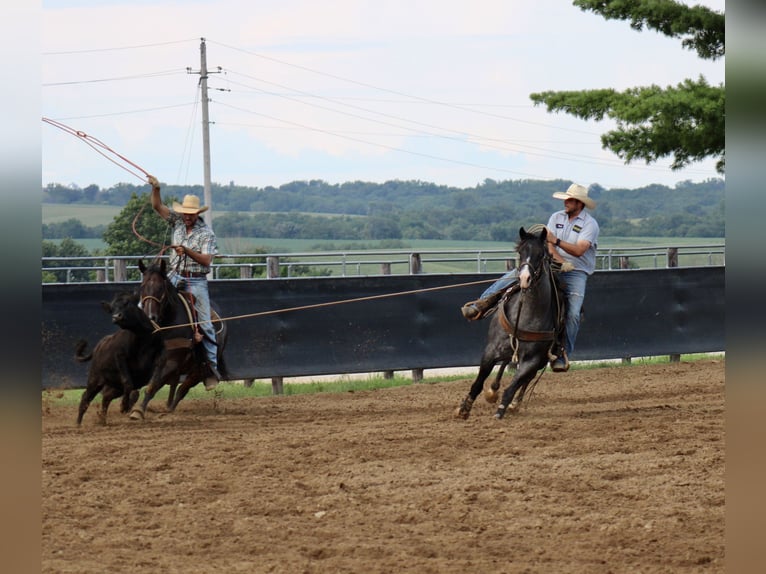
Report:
42,238,93,283
102,192,171,256
530,0,724,173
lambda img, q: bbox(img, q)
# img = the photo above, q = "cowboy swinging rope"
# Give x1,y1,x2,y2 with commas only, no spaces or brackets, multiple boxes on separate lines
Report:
43,118,508,331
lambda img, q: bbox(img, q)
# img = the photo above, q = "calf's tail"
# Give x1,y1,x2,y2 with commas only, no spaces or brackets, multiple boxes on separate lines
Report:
74,339,93,363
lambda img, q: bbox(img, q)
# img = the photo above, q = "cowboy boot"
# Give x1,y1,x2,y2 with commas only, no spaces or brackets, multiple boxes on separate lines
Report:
461,292,502,321
550,348,570,372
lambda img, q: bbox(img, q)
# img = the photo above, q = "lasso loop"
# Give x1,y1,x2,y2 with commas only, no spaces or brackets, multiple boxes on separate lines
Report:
44,117,170,251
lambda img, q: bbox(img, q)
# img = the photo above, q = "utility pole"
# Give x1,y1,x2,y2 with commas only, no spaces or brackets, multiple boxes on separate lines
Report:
187,37,221,230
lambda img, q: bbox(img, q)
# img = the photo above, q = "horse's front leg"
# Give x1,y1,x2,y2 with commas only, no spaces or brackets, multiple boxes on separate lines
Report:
130,367,170,420
484,361,513,404
494,364,536,420
168,371,201,412
456,358,496,420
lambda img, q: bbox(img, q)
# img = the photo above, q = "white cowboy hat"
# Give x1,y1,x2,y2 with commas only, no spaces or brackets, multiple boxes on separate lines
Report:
172,194,209,214
552,183,596,210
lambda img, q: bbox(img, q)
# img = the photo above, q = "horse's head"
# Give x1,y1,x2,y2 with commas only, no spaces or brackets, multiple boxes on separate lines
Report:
516,226,548,289
138,258,171,323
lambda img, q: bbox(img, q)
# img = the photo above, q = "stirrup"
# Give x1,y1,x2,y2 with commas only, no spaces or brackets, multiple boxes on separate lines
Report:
550,350,570,372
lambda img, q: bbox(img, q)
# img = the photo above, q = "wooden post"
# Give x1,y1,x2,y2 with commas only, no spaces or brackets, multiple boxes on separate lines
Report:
409,253,422,274
409,255,424,380
619,256,630,269
271,377,284,395
667,248,681,363
266,256,280,279
667,247,678,268
505,258,516,271
239,265,252,279
96,269,106,282
113,259,127,282
380,262,394,379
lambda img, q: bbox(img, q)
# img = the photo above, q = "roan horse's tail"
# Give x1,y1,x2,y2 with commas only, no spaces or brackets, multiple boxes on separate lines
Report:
74,339,93,363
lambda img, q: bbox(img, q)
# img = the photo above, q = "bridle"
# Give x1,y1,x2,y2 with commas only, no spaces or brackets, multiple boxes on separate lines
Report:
517,240,548,290
139,270,170,327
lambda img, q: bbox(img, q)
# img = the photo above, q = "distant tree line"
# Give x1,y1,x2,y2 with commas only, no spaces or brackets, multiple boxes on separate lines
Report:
42,177,725,242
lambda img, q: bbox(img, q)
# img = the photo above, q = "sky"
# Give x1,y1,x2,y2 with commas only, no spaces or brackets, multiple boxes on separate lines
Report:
41,0,726,193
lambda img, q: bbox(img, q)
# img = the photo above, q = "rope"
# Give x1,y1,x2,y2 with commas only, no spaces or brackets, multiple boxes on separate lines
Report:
42,117,151,182
151,277,498,333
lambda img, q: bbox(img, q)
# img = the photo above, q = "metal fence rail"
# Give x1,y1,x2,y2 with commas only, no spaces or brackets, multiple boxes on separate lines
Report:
42,243,725,284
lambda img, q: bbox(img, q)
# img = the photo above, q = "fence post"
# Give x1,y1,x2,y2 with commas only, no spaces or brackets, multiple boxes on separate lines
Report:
666,247,678,268
240,265,252,279
266,256,280,279
505,258,516,271
667,247,681,363
619,256,630,269
408,253,424,380
113,259,127,282
409,253,422,275
380,262,395,380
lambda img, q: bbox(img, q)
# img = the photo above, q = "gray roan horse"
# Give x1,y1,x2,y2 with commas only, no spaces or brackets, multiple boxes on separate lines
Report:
129,259,229,419
456,226,565,420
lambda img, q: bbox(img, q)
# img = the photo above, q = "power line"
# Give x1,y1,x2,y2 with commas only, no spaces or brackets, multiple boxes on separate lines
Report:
43,69,187,87
42,38,198,56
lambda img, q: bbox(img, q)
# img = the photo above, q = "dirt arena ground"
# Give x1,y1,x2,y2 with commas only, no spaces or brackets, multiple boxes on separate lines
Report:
42,359,724,573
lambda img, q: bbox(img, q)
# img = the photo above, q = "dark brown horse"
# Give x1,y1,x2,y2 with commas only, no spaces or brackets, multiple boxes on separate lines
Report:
456,226,565,420
129,259,228,419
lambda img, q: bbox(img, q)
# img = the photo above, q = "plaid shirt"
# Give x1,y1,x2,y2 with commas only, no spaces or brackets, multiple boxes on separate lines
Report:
167,211,218,275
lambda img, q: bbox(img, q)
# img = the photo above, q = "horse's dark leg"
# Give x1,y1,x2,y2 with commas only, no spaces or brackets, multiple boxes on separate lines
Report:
456,355,497,420
130,371,168,420
166,381,177,410
484,361,510,404
494,362,538,420
119,385,134,414
126,389,140,411
168,374,198,412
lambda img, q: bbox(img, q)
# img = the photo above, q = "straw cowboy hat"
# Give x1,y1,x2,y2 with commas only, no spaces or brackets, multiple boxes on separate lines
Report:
172,194,209,214
552,183,596,210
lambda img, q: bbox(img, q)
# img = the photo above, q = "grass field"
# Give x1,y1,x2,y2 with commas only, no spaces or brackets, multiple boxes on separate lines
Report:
43,203,724,263
42,353,721,406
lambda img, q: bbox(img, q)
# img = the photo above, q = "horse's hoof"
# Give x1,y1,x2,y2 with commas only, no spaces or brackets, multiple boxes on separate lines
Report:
494,405,507,420
484,389,498,404
455,397,474,419
129,410,144,421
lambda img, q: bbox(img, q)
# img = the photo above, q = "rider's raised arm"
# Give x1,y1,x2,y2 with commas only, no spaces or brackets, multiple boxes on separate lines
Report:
147,175,171,221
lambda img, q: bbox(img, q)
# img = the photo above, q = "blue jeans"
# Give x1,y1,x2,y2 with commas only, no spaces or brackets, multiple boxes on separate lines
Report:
169,275,218,369
480,268,587,356
479,269,519,299
558,270,588,356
